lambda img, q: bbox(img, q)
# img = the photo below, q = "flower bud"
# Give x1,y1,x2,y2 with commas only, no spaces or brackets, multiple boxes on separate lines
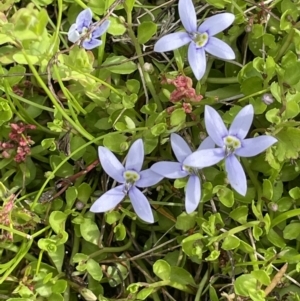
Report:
143,62,154,74
268,202,278,212
75,201,85,210
262,93,274,105
245,25,252,33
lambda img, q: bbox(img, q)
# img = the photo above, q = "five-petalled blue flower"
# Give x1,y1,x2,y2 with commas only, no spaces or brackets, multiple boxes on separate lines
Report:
151,133,214,213
154,0,235,80
183,105,277,196
90,139,163,223
68,8,110,50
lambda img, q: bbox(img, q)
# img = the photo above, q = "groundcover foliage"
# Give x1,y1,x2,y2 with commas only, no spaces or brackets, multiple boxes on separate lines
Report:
1,0,300,300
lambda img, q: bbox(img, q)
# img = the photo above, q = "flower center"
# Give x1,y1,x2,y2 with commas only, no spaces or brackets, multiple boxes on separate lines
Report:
80,26,92,41
193,32,209,48
223,135,241,155
123,170,140,194
182,165,198,175
123,170,140,184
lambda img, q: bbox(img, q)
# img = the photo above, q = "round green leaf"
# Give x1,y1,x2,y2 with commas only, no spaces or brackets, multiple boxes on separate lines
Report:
137,21,157,44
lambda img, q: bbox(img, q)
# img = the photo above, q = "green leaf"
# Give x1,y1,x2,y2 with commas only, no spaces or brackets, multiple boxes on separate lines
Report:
209,285,219,301
124,0,135,13
0,99,13,126
204,0,230,8
205,250,220,261
181,233,203,263
107,16,126,35
137,21,157,44
49,211,67,234
283,222,300,240
70,136,86,160
80,218,100,245
262,179,273,200
213,185,234,207
222,235,240,250
150,123,167,136
102,55,137,74
38,238,57,253
136,287,155,300
77,183,92,203
87,259,103,281
48,294,64,301
52,280,67,294
103,134,128,152
105,211,121,224
267,228,286,248
229,206,248,224
170,267,196,286
289,187,300,199
114,223,126,241
65,186,78,209
153,260,171,281
48,244,64,273
49,155,74,177
251,270,271,286
170,108,186,126
275,128,300,161
234,274,257,297
285,101,300,119
175,212,196,231
126,79,140,94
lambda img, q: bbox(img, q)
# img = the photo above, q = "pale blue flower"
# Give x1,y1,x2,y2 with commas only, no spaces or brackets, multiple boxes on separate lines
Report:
150,133,214,213
154,0,235,80
68,8,110,50
90,139,163,223
183,105,277,196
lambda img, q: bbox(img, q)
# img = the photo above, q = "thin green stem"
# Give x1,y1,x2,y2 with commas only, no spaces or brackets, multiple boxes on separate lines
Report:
238,88,269,103
206,77,239,84
88,222,136,260
53,65,87,115
241,157,264,216
22,50,94,141
126,11,162,111
96,0,110,74
0,225,32,239
274,28,294,62
194,269,209,301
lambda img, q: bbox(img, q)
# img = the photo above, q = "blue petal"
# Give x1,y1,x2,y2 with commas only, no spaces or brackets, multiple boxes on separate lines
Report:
129,186,154,223
76,8,93,32
235,136,277,157
188,43,206,80
98,146,125,183
205,37,235,60
82,38,102,50
205,105,228,147
225,155,247,196
135,169,163,188
68,24,80,43
90,185,125,212
198,13,235,36
92,20,110,38
151,162,188,179
171,133,192,163
178,0,197,32
125,139,144,172
185,175,201,213
229,105,254,140
154,32,190,52
197,136,215,150
183,148,225,168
